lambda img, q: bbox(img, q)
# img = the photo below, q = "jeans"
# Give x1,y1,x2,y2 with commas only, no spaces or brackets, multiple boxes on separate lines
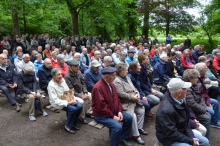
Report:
171,142,191,146
93,111,132,146
140,97,154,110
206,98,220,125
196,113,211,139
147,91,163,105
194,133,210,146
62,103,82,129
0,85,17,106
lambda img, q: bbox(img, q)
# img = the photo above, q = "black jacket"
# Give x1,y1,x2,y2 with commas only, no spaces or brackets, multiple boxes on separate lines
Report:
38,65,53,89
156,93,194,146
166,59,175,78
0,64,18,87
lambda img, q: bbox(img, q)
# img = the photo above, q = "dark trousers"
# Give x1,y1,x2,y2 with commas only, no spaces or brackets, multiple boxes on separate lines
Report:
140,98,154,110
62,103,82,129
208,86,219,99
93,111,132,146
0,85,17,106
196,112,211,139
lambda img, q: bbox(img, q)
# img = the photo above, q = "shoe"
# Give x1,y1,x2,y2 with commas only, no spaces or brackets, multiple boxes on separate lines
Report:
86,113,93,119
119,139,132,146
72,125,80,130
29,115,36,121
138,129,148,135
210,123,220,129
42,111,48,117
41,94,46,99
16,103,22,112
133,136,145,145
64,127,75,134
79,118,88,124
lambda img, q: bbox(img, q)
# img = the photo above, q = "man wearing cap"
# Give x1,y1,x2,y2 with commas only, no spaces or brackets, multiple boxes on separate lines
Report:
126,49,136,64
92,67,133,146
84,60,102,92
16,64,48,121
64,59,91,124
0,53,21,112
156,78,200,146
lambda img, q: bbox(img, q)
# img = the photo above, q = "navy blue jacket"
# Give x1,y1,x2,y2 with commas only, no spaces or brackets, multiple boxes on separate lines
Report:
0,64,18,87
139,64,152,96
38,65,53,89
153,58,169,85
174,57,184,76
151,54,159,67
84,68,102,92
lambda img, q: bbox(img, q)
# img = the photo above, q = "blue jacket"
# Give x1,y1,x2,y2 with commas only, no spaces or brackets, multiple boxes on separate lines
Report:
174,57,184,76
84,68,102,92
80,53,91,68
151,54,159,67
128,70,145,98
166,37,172,45
153,58,169,85
0,64,18,86
192,50,204,64
125,56,136,65
140,64,152,96
38,65,53,89
34,60,44,76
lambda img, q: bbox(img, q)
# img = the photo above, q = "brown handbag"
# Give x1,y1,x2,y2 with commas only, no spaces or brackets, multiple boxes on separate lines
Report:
61,89,74,102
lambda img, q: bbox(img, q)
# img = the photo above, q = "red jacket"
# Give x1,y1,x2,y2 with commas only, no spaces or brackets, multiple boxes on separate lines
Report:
180,55,193,69
54,63,69,77
150,48,155,58
212,57,220,71
92,78,123,118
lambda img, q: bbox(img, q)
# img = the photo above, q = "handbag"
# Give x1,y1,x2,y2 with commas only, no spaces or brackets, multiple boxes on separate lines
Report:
61,89,74,102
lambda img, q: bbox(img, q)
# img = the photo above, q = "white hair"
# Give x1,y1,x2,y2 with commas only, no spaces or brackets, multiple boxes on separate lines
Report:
74,52,80,57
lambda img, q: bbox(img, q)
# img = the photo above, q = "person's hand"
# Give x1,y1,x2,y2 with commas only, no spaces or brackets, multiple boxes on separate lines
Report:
118,112,123,121
113,116,120,122
72,98,77,105
134,94,140,102
142,97,148,102
193,138,199,146
13,84,17,88
30,92,36,97
194,119,200,129
209,105,213,109
152,89,157,95
82,93,88,100
8,84,13,88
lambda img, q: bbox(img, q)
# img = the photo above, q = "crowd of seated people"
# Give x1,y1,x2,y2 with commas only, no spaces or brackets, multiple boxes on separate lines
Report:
1,34,220,146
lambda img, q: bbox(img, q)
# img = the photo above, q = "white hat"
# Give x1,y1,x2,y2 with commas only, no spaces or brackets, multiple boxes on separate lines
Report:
91,60,101,67
167,78,192,91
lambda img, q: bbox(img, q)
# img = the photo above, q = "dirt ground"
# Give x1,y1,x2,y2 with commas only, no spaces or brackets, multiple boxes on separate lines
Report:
0,95,219,146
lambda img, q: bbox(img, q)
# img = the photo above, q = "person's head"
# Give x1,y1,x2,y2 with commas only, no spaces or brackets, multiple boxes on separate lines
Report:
82,47,88,54
194,63,207,77
57,54,65,65
16,50,23,58
94,50,101,60
106,49,112,56
167,52,176,60
74,52,81,61
129,61,141,73
23,64,34,75
198,56,206,63
71,46,76,53
119,51,126,61
31,50,38,57
38,46,42,52
44,58,52,69
114,47,120,54
101,51,107,58
138,54,149,65
167,78,192,101
0,53,7,66
183,69,199,85
23,54,30,63
45,44,50,50
51,68,62,83
127,50,136,58
103,56,112,67
2,50,8,56
183,49,189,56
102,67,116,83
66,45,71,51
51,51,58,59
36,54,42,62
67,59,79,73
175,51,182,59
194,45,200,51
216,53,220,59
91,60,101,72
16,46,22,52
115,63,128,77
160,53,168,62
217,42,220,49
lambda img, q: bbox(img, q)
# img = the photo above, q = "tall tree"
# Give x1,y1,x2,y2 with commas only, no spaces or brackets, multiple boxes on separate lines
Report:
10,0,20,37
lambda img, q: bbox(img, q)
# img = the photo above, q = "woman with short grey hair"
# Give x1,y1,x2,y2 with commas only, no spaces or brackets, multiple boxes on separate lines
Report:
101,56,112,68
113,63,147,145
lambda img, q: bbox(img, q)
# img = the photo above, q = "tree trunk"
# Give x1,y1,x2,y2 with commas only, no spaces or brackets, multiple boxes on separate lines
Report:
23,5,27,33
165,0,170,36
10,2,20,37
127,2,137,39
142,0,150,39
67,4,79,37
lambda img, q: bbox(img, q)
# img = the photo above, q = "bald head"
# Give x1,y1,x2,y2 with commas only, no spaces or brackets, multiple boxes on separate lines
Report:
23,54,30,63
44,58,52,69
0,53,7,66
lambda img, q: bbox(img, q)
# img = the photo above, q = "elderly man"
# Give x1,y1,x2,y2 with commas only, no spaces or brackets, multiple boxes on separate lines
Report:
156,78,202,146
64,60,91,124
153,53,169,88
84,60,102,92
38,58,53,93
126,50,136,64
48,68,83,134
0,53,21,111
43,44,51,58
54,54,69,77
91,50,102,64
92,67,133,146
73,52,88,74
192,45,205,64
16,64,47,121
16,54,35,73
80,47,91,68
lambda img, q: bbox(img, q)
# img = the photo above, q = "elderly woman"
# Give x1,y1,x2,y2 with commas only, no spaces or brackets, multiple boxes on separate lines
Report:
34,54,44,76
16,64,48,121
181,49,194,69
118,51,129,67
101,56,112,68
183,69,211,139
54,54,69,77
73,52,88,74
113,63,146,145
91,50,102,64
51,51,58,67
112,47,120,64
128,61,155,117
